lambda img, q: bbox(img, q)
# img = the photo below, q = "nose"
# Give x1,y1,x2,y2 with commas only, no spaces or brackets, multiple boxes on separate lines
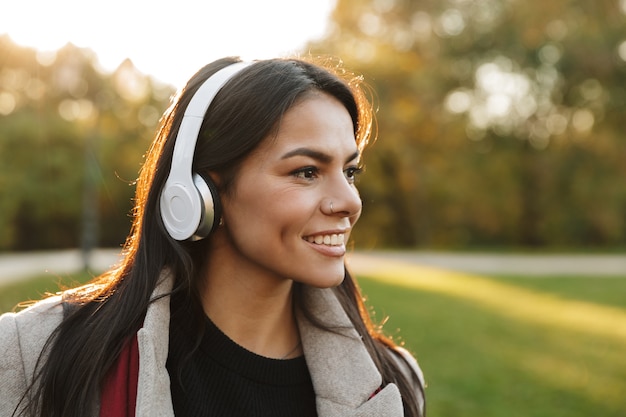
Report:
322,174,362,218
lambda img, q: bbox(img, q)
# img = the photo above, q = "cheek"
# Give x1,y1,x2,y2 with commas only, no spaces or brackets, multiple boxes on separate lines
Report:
349,197,362,226
352,203,362,222
225,188,313,237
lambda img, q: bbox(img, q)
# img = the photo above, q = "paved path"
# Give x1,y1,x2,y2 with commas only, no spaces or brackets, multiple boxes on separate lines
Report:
349,251,626,277
0,249,625,286
0,249,123,286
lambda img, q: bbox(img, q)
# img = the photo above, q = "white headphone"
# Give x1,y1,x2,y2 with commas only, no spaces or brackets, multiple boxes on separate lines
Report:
159,61,252,241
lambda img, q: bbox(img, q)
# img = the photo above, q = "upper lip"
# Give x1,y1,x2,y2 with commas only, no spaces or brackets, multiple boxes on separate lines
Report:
303,228,349,238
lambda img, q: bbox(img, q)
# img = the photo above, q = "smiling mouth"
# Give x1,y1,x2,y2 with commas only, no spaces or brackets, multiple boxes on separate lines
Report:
304,233,345,246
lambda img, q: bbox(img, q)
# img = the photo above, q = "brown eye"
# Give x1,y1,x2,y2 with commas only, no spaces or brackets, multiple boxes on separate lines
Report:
292,166,318,180
344,166,363,183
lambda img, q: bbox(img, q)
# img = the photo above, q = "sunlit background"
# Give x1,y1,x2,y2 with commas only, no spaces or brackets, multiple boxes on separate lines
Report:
2,0,336,85
3,0,626,250
1,1,626,416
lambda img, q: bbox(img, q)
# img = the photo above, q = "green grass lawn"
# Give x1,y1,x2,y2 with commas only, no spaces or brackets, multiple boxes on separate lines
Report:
2,267,625,417
0,271,95,313
358,272,626,417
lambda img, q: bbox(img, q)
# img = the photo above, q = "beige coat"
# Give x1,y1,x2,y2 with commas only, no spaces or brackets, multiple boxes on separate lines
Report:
0,272,424,416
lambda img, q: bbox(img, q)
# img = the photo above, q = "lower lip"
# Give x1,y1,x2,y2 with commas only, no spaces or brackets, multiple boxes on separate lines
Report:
304,240,346,257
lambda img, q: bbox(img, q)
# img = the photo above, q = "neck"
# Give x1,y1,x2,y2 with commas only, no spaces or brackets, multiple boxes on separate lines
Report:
199,241,302,359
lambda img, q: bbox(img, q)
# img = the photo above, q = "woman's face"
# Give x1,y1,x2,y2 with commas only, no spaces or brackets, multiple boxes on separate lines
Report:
217,92,362,288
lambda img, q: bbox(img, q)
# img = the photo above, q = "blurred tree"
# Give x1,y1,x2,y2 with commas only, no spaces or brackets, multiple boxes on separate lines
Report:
308,0,626,248
0,35,173,251
3,0,626,252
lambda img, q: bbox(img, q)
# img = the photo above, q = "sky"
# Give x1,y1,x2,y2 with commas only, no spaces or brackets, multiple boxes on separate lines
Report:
1,0,336,86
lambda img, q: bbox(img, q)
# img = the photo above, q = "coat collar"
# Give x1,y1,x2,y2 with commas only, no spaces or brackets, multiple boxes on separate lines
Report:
136,271,404,417
135,270,175,417
297,286,404,416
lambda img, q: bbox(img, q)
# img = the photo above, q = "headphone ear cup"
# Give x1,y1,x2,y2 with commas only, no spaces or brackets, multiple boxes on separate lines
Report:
160,179,202,241
191,172,222,240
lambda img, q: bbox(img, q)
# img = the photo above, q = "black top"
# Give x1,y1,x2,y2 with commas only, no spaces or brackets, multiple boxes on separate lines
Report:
166,296,318,417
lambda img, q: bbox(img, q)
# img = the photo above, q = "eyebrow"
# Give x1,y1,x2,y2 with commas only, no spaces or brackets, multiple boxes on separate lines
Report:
280,147,360,164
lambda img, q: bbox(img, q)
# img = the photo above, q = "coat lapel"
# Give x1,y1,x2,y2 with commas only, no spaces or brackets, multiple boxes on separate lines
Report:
298,286,404,417
135,271,175,417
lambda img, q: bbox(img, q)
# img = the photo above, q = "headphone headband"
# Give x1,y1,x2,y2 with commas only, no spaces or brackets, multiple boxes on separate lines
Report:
160,61,253,241
170,61,252,170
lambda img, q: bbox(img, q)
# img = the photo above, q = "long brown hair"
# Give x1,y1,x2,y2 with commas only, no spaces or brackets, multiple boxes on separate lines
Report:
17,56,423,417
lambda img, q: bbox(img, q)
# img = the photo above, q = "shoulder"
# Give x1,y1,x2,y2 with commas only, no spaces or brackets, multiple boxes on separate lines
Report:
389,346,426,411
0,296,65,375
1,295,65,335
391,346,425,388
0,296,64,414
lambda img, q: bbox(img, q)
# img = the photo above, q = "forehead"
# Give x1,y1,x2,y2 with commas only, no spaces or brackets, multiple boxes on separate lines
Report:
257,92,358,159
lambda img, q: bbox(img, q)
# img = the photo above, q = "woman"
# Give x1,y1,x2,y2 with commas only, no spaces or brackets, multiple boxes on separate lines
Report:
0,56,425,416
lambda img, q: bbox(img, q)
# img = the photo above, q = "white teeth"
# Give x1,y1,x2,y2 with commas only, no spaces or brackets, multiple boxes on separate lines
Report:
306,234,345,246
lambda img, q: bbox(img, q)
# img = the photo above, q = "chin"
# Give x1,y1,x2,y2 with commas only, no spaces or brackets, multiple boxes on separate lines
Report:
305,268,346,289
